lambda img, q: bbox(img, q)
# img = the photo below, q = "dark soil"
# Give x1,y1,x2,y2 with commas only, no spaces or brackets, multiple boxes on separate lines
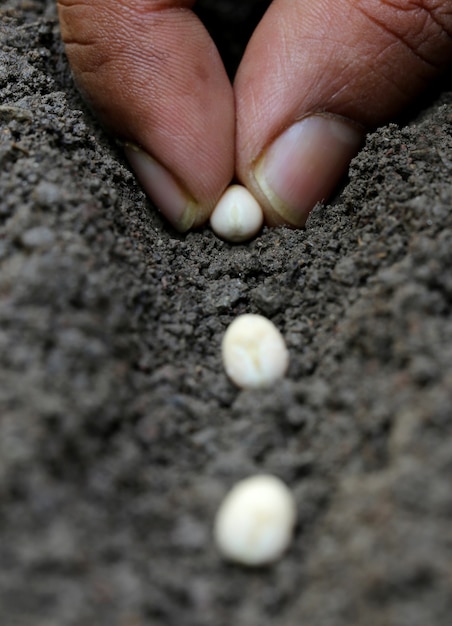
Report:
1,2,452,625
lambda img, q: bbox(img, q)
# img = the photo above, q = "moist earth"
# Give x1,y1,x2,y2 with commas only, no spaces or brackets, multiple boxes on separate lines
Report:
1,2,452,625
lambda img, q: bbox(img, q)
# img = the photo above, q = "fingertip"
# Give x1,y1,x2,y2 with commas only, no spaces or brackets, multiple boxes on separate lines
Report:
59,0,234,231
246,115,363,228
125,144,213,232
235,0,452,227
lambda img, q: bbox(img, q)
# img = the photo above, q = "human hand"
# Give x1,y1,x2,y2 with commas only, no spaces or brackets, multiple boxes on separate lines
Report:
57,1,452,231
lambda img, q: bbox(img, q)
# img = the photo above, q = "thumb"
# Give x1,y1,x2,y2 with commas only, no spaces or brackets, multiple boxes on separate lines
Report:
235,0,452,227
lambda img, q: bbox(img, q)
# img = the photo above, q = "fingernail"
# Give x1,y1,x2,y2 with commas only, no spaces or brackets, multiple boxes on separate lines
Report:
124,144,199,232
253,115,363,227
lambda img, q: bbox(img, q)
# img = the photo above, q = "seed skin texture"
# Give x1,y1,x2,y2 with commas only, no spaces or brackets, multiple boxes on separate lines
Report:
214,475,297,566
222,314,289,389
210,185,264,242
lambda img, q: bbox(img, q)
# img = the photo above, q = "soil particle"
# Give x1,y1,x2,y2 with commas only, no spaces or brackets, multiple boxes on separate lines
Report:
1,2,452,625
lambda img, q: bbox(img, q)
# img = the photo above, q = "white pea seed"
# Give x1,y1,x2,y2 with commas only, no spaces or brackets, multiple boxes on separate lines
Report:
214,475,297,566
210,185,264,242
222,314,289,389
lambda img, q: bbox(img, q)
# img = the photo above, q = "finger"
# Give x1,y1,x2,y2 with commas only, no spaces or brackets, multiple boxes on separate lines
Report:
235,0,452,227
57,0,235,231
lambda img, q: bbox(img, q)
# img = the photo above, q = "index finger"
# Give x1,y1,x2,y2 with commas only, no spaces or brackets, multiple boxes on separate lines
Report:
58,0,235,230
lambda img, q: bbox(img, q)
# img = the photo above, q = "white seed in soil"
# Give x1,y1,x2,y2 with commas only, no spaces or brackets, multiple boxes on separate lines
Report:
222,314,289,389
210,185,264,242
214,475,297,566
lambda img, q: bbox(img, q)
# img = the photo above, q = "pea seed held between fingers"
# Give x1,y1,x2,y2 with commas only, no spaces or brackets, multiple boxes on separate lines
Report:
222,314,289,389
210,185,264,242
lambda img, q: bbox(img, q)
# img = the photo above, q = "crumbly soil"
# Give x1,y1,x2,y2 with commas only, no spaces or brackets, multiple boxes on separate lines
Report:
1,2,452,625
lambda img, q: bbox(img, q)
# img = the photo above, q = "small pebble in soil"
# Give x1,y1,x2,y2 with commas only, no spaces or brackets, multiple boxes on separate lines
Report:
20,226,55,249
210,184,264,242
214,474,297,566
222,314,289,389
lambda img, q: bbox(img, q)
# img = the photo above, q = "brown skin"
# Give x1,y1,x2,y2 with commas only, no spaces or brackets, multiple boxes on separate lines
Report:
58,0,452,229
57,0,235,227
